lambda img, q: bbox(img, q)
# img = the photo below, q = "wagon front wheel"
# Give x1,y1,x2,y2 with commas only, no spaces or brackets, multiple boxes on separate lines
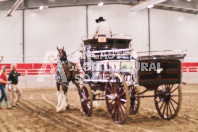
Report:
129,85,140,115
105,73,130,124
154,84,182,120
80,84,93,116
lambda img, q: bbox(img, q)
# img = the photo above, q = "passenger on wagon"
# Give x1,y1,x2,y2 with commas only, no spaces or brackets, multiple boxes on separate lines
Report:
93,16,112,38
8,64,24,107
0,65,11,109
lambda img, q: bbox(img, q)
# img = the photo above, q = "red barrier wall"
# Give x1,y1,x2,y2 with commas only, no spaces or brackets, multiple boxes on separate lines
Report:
182,62,198,72
0,63,56,75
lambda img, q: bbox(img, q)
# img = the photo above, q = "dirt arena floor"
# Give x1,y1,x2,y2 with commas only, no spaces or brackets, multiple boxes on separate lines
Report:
0,84,197,132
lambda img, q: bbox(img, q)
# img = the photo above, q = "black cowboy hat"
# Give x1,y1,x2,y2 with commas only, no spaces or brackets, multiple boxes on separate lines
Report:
96,16,106,23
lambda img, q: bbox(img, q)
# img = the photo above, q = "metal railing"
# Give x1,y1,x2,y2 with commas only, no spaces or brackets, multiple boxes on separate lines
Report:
6,68,56,75
182,66,198,72
4,68,56,88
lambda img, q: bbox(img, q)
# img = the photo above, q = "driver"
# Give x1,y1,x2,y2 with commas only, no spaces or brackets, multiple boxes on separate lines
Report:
93,16,112,38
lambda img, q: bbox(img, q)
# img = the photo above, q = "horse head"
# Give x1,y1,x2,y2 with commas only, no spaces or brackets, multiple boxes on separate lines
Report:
57,46,67,62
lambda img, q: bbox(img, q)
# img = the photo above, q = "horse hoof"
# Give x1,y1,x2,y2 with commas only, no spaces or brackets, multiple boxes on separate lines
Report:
56,107,63,113
56,109,61,113
66,105,70,110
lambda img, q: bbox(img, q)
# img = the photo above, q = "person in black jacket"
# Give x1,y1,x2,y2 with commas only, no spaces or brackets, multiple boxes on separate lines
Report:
8,64,24,107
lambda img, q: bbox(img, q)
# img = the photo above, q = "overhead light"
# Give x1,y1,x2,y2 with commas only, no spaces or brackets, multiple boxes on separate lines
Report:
131,0,167,12
98,1,104,6
187,0,191,2
39,6,44,10
148,5,154,8
39,6,48,10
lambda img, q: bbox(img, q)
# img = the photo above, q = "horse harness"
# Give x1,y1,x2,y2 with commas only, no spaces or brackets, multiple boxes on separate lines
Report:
56,61,74,85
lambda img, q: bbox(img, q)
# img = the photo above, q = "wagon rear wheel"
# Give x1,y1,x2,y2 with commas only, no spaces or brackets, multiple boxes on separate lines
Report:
105,73,130,124
80,84,93,116
129,85,140,115
154,84,182,120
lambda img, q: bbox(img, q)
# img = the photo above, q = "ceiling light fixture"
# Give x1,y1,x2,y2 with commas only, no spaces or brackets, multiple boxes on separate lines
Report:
39,6,48,10
39,6,44,10
98,1,104,6
148,5,154,8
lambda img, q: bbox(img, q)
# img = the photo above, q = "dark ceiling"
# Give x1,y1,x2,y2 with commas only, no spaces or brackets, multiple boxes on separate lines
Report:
156,0,198,14
0,0,142,10
0,0,198,14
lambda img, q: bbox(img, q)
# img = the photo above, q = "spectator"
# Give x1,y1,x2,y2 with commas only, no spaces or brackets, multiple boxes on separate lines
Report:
8,64,24,107
0,65,11,109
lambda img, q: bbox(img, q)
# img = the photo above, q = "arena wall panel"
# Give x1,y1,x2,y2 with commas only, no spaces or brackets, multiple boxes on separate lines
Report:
18,75,56,88
24,6,86,63
150,8,198,62
0,10,23,63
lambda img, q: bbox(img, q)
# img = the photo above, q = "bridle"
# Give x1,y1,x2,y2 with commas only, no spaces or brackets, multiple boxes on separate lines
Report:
57,47,67,62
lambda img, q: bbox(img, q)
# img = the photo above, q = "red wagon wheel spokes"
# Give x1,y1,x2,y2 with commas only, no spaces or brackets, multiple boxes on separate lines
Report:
105,73,130,124
83,88,91,110
170,84,179,94
154,84,182,120
118,101,125,121
129,85,140,115
80,84,93,116
119,90,127,117
81,87,90,114
111,100,126,123
107,81,114,93
131,98,138,114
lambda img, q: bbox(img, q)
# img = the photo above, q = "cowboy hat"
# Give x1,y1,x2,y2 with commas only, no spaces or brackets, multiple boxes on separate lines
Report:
96,16,106,23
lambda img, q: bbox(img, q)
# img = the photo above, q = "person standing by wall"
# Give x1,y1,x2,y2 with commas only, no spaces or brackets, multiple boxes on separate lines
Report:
0,65,11,109
8,64,24,107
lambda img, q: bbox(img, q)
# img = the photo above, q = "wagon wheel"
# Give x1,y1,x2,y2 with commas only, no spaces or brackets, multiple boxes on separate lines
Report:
129,85,140,115
154,84,182,120
80,84,93,116
105,73,130,124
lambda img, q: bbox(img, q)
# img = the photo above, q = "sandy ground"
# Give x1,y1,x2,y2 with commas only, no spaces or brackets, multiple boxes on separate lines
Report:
0,84,197,132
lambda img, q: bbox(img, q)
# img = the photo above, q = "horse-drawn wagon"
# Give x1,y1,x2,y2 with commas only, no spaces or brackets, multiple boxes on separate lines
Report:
79,34,186,124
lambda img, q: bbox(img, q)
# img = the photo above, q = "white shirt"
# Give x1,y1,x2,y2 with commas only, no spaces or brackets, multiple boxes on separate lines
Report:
96,21,112,35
